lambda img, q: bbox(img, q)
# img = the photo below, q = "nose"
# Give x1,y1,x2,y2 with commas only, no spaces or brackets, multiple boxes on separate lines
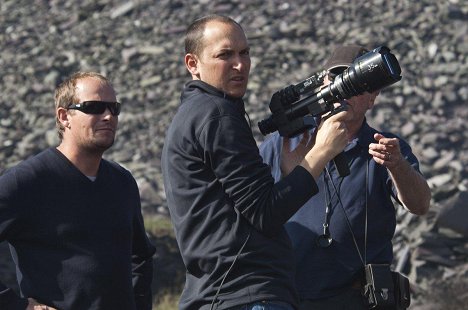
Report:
232,57,243,71
233,54,249,71
101,107,115,120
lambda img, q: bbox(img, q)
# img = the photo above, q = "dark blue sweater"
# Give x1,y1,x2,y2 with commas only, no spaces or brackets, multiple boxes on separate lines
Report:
0,148,155,310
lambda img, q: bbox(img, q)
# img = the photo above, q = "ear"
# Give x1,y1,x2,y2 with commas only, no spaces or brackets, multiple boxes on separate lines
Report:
185,53,200,78
57,107,71,129
368,91,379,109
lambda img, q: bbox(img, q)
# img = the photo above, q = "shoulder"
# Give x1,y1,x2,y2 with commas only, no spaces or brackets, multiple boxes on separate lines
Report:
101,159,139,186
172,87,247,139
2,148,55,177
0,148,59,197
102,159,133,177
181,87,240,119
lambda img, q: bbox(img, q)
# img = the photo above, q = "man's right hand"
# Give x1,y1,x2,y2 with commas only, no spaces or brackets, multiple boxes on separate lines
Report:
314,110,349,157
26,298,57,310
300,110,348,179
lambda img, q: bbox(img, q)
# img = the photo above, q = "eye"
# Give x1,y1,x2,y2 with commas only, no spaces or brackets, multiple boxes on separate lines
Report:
217,50,232,59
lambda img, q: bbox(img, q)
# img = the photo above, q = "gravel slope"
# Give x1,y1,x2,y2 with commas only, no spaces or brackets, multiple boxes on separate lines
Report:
1,0,467,308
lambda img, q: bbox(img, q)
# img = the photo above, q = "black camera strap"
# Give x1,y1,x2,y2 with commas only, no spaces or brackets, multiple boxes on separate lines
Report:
321,157,369,266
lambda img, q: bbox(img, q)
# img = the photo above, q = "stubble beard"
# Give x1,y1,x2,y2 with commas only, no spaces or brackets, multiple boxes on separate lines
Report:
84,135,115,155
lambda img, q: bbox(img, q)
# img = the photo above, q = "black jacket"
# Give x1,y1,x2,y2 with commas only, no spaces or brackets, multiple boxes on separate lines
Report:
162,80,318,310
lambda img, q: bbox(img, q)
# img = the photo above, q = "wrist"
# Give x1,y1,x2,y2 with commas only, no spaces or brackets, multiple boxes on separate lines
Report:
300,146,330,179
388,156,408,173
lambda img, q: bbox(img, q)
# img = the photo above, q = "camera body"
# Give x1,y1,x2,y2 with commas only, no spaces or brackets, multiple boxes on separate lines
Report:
258,46,402,138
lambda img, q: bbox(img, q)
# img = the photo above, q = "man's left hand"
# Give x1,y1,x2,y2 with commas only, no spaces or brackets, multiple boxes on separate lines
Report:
368,133,403,169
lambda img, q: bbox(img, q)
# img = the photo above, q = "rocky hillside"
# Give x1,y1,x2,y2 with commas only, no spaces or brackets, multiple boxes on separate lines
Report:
1,0,467,308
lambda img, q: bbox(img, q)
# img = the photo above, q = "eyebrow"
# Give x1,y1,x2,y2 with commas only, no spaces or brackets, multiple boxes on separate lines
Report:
218,46,250,53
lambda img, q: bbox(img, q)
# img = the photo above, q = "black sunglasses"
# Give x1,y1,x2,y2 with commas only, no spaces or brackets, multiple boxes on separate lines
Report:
67,101,121,116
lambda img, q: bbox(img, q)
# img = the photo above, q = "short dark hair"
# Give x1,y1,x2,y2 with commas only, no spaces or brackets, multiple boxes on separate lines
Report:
185,14,243,56
54,72,112,140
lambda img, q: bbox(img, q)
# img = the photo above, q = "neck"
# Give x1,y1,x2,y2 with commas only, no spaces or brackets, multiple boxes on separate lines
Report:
346,118,365,141
56,143,103,177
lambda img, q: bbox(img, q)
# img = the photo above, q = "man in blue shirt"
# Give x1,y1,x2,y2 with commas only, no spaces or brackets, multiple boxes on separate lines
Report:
259,45,431,310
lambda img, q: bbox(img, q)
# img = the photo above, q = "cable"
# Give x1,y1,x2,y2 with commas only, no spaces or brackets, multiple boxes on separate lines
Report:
209,229,251,310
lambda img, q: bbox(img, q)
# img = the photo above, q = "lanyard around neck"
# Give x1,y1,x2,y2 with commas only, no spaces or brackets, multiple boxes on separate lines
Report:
319,157,369,266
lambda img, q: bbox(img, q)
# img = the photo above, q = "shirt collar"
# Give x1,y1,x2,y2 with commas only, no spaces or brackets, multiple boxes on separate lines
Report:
345,119,378,151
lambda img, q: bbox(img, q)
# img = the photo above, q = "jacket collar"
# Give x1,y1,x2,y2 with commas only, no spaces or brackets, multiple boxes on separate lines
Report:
182,80,246,113
185,80,243,100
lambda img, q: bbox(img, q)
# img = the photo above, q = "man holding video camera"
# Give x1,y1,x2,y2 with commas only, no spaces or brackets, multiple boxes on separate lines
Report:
260,44,431,309
161,15,351,310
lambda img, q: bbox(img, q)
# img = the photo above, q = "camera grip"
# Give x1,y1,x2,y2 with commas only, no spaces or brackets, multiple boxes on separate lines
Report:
333,152,350,177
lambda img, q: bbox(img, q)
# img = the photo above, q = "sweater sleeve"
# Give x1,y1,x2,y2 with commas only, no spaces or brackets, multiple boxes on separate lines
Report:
199,113,318,237
0,171,29,309
128,176,156,310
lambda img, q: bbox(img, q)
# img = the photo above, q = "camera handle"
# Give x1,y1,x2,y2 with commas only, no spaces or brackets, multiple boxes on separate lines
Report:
322,104,350,177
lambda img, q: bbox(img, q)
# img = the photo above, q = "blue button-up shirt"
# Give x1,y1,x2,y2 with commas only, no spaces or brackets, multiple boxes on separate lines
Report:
259,120,421,300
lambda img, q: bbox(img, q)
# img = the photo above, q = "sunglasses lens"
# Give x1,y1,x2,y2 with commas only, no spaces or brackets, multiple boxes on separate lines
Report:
82,102,107,114
76,101,121,115
108,102,121,116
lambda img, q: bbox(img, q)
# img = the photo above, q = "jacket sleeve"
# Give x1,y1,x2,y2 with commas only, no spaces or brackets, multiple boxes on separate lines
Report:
0,287,28,310
199,113,317,237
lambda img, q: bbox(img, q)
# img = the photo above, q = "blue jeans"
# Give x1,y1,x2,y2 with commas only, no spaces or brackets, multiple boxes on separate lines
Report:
298,287,367,310
232,300,295,310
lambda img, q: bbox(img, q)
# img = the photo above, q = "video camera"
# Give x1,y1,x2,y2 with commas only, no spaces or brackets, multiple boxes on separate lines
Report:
258,46,402,176
258,46,402,137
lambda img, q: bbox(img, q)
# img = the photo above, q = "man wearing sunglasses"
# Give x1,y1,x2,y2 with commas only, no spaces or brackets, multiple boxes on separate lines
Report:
260,45,431,309
0,72,156,310
162,15,349,310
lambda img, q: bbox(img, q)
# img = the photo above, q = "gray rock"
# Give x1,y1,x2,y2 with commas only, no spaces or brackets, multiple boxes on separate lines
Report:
436,191,468,237
1,0,467,307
